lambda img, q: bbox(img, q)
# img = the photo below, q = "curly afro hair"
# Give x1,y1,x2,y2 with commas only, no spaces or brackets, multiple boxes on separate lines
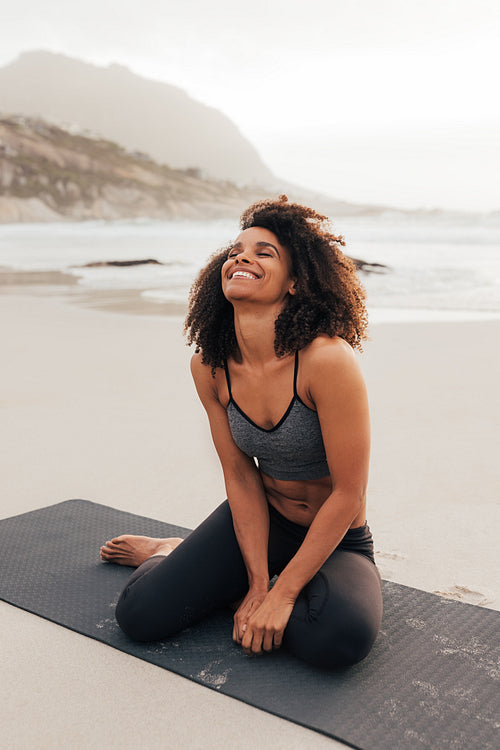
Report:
184,195,368,370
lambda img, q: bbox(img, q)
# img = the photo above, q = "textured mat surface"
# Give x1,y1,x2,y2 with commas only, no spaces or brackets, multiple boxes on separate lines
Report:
0,499,498,750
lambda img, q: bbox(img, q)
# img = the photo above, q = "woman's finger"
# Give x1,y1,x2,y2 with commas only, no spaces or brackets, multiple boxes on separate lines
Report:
232,620,239,643
242,624,261,656
234,615,248,643
233,609,245,642
241,623,251,650
262,629,274,653
273,629,284,649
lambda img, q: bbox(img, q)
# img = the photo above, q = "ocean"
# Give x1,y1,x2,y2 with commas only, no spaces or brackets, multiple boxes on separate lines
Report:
1,213,499,323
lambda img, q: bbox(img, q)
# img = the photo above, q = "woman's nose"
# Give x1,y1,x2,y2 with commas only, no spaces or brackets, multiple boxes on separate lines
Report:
235,254,250,264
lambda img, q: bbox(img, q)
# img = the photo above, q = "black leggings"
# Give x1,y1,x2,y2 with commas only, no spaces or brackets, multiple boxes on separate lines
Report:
115,501,383,669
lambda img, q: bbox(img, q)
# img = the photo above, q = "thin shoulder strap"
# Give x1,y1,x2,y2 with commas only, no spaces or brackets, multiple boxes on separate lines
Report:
293,350,299,397
223,359,232,398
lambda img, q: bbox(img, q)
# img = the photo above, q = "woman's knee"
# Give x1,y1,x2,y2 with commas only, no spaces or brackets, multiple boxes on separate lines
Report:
115,585,160,642
322,613,379,668
115,595,143,641
284,562,383,669
116,589,186,642
285,610,379,669
114,565,184,643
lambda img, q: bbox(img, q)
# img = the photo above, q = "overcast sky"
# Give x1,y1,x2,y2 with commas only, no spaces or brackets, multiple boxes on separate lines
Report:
2,0,499,211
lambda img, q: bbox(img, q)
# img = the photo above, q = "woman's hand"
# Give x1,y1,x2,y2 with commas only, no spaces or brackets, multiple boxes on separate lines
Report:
238,589,296,656
232,586,269,645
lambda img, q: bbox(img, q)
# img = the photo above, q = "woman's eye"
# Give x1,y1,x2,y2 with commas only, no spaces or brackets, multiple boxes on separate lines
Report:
257,252,271,257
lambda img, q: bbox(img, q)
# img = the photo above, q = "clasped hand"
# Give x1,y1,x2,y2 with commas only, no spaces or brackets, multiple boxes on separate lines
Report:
232,586,295,656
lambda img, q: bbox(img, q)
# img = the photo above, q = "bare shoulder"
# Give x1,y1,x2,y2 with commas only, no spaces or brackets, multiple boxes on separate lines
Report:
303,335,360,374
190,349,208,380
190,350,220,404
301,336,366,401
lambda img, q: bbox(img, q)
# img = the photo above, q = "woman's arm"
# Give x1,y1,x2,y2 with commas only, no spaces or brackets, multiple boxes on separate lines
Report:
272,337,369,597
190,353,271,640
240,337,371,655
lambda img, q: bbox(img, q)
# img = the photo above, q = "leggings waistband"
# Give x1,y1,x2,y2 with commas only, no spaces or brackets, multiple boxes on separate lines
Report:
268,502,375,563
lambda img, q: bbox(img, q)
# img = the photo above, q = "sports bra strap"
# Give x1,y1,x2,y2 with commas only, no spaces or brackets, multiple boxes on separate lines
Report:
293,350,299,397
223,359,232,398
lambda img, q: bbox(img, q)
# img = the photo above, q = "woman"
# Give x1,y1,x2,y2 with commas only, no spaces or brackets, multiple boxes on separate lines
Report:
100,196,383,669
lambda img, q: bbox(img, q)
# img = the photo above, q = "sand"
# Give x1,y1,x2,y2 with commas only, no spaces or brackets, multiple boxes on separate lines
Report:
1,275,499,749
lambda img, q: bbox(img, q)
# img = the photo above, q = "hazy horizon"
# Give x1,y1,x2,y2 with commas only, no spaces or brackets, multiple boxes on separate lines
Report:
2,1,499,212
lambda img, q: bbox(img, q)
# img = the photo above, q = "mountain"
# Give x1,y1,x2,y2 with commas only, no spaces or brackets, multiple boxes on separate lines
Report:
0,51,274,185
0,51,424,221
0,52,485,223
0,112,395,223
0,115,270,222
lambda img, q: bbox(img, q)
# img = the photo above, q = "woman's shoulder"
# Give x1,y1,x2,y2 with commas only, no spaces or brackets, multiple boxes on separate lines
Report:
300,335,364,390
190,350,226,403
302,335,356,366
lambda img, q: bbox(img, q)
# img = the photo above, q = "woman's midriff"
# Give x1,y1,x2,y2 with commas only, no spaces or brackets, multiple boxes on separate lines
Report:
261,471,366,528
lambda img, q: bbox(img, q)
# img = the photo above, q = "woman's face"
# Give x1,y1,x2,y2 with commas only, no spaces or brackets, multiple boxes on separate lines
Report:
221,226,296,306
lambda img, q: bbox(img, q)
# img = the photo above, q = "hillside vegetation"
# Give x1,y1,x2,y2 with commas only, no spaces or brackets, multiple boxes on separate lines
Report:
0,51,273,184
0,116,268,222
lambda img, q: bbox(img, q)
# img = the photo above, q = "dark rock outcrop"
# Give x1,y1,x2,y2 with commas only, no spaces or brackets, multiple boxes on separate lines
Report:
75,259,165,268
350,258,389,273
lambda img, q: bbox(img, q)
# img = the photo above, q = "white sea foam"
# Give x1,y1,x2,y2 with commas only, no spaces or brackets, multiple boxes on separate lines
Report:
1,215,499,322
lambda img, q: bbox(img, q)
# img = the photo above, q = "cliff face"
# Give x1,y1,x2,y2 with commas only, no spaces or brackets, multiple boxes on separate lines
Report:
0,116,268,222
0,51,274,185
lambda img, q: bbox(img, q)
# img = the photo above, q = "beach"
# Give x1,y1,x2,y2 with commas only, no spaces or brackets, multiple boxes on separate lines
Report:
1,274,499,749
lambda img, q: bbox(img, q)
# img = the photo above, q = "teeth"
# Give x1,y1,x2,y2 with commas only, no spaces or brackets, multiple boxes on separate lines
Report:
232,271,258,280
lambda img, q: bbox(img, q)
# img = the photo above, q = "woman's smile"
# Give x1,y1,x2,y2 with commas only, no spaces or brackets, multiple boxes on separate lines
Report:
230,269,261,280
222,226,296,304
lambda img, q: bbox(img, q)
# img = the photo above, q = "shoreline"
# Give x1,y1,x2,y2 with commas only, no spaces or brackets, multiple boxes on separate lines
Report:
2,267,500,324
0,268,189,318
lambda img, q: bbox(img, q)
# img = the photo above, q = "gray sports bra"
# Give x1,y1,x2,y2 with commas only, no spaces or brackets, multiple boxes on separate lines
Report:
224,351,330,481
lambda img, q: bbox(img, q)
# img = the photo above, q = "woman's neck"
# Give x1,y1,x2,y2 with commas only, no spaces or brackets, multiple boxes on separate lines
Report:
232,304,282,365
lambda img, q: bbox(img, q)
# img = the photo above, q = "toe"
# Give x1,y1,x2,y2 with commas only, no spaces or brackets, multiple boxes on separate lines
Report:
100,544,117,557
106,539,124,551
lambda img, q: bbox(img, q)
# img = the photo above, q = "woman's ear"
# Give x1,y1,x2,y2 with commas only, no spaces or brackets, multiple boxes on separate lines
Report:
288,279,297,296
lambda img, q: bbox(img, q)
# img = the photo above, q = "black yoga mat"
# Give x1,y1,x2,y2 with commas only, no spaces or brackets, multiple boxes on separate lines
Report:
0,499,498,750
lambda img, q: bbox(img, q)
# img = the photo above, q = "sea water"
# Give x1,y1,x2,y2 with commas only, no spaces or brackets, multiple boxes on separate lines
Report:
0,213,499,322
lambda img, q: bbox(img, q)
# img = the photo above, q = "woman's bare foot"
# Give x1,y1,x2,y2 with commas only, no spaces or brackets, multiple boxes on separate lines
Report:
100,535,184,567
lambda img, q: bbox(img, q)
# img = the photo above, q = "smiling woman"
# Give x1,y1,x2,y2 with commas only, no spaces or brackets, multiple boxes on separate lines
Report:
101,195,383,669
221,227,296,307
185,196,368,370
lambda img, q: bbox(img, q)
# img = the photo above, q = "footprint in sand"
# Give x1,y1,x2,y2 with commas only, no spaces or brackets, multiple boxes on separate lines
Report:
433,585,492,607
375,550,407,561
